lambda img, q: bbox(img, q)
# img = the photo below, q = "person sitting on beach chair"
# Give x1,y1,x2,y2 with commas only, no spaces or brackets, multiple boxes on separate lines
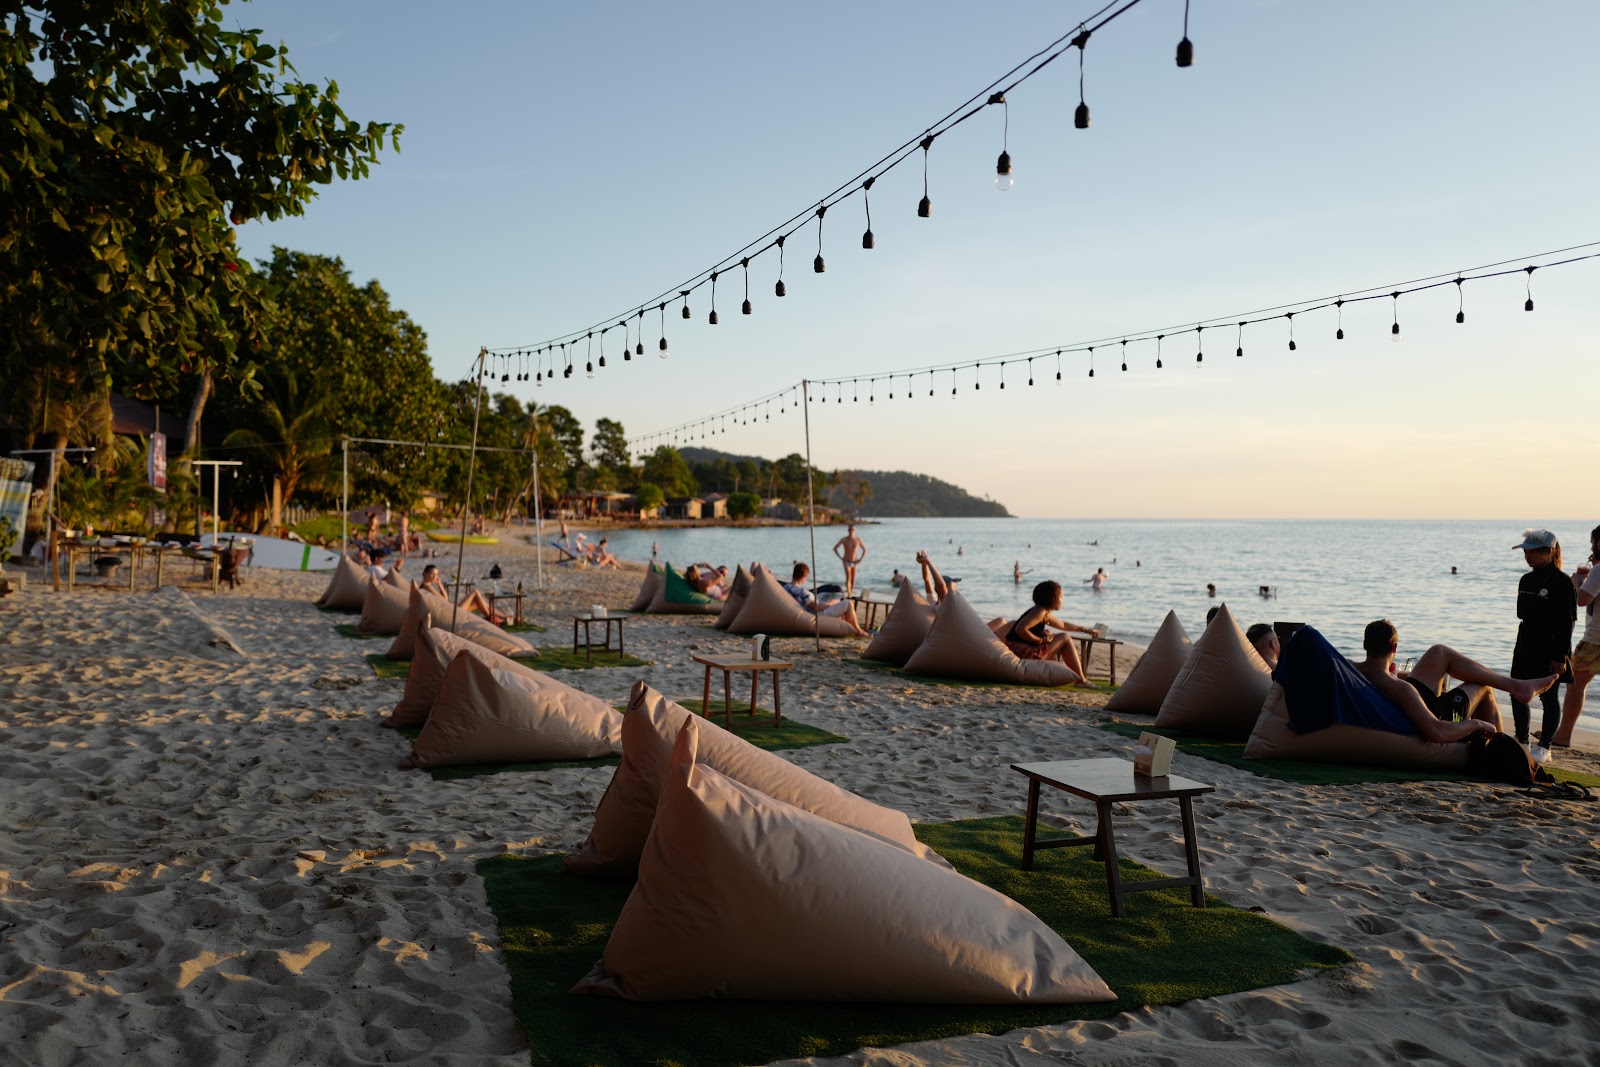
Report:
586,537,620,569
420,564,509,626
1246,623,1281,669
782,562,869,637
1352,619,1557,739
685,563,728,599
997,580,1096,682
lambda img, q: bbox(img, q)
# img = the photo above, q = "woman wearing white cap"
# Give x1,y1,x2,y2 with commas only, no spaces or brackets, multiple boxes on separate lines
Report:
1510,529,1577,745
1550,524,1600,746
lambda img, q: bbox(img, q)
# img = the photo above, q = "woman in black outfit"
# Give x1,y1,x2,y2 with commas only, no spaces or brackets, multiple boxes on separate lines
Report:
1510,529,1577,745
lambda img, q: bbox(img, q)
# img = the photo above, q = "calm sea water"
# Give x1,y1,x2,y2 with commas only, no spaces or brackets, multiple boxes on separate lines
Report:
595,517,1597,721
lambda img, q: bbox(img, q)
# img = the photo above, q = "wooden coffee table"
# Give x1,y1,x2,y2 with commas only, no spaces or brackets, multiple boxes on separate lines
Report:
1011,756,1214,918
690,652,794,728
571,613,626,662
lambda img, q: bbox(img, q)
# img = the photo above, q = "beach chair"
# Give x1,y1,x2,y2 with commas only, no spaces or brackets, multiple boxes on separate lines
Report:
548,539,583,564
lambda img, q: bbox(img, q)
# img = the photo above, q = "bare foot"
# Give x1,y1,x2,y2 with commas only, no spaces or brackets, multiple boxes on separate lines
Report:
1509,673,1560,705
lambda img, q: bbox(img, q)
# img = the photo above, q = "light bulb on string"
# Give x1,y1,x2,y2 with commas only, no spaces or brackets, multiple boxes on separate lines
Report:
563,342,573,379
999,362,1006,389
500,354,509,383
974,365,981,391
1088,347,1095,377
1235,322,1244,358
813,204,827,273
1524,266,1536,311
929,371,935,397
680,291,691,320
1390,292,1400,341
597,331,606,369
636,309,646,356
1028,357,1035,385
741,258,752,315
870,379,876,403
1120,338,1128,371
853,379,859,403
1056,348,1063,380
1286,314,1297,352
708,272,720,324
951,368,957,397
774,237,787,297
1335,298,1345,339
1194,327,1202,364
658,304,669,357
1455,277,1465,323
861,177,876,248
1175,0,1194,66
1074,29,1092,128
990,94,1014,191
918,133,934,217
585,333,595,378
620,320,631,361
1156,334,1164,369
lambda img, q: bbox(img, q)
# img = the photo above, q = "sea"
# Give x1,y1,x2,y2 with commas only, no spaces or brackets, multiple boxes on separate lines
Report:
592,517,1598,726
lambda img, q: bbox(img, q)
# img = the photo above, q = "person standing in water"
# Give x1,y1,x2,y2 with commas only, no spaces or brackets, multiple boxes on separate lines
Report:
1087,567,1107,592
1013,561,1032,585
832,524,867,596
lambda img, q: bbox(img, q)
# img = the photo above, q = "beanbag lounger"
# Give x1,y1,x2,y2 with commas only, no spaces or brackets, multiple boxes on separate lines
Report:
901,590,1078,686
386,619,546,728
725,564,857,637
1154,603,1273,736
564,681,948,879
382,567,408,589
357,577,412,635
401,652,623,768
627,564,664,613
646,562,722,615
861,580,937,666
1245,682,1469,770
315,555,372,610
385,585,537,660
1104,610,1192,714
712,564,754,630
572,720,1115,1005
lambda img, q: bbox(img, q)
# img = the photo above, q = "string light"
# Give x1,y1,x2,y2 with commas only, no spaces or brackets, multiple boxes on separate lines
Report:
597,332,606,369
1390,292,1400,340
1194,327,1203,364
1028,357,1034,385
585,333,595,378
708,272,720,325
1075,28,1092,128
1088,346,1095,377
659,304,669,358
1335,298,1345,339
1454,278,1465,323
1286,314,1296,352
620,320,632,361
636,309,646,356
861,178,876,249
1155,334,1163,369
918,134,934,218
680,291,691,320
775,237,787,297
999,362,1006,389
974,365,981,390
1524,265,1536,311
1235,322,1244,358
814,205,827,273
741,258,752,316
1176,0,1194,67
1056,348,1062,380
991,95,1013,192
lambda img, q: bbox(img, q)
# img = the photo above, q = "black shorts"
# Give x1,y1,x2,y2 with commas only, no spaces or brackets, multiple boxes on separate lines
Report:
1406,675,1471,721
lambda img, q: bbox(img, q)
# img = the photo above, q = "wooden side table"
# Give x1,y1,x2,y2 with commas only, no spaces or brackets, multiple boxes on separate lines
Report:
1011,756,1214,918
571,613,626,662
690,653,794,729
1070,635,1124,685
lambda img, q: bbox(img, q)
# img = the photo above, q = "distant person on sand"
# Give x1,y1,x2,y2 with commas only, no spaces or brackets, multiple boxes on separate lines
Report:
781,562,869,636
1245,623,1281,669
1087,567,1107,592
833,524,867,596
420,564,509,625
1001,581,1097,683
1509,529,1576,745
586,537,620,568
1552,523,1600,747
1014,561,1032,584
1355,619,1555,740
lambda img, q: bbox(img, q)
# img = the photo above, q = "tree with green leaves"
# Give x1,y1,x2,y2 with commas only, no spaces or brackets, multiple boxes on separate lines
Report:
726,491,762,521
641,446,698,499
220,369,334,529
591,418,631,477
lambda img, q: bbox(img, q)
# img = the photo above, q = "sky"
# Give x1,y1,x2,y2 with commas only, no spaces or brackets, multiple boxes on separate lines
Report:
230,0,1600,519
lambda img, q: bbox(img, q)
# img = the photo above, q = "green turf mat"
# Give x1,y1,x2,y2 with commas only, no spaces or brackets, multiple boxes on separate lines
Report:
480,814,1349,1067
334,623,386,640
394,699,846,780
847,657,1115,694
314,603,361,615
1097,721,1600,788
364,648,651,680
507,621,549,633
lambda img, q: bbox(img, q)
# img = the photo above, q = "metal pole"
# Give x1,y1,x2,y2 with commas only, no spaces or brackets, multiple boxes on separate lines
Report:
451,349,489,634
531,440,544,591
341,437,349,552
801,378,821,653
211,465,220,540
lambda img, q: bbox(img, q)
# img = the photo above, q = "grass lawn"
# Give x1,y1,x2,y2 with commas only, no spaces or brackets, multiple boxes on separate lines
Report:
480,814,1350,1067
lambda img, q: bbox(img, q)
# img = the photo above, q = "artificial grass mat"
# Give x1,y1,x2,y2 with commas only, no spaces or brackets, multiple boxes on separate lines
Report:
364,647,651,679
338,621,546,640
1097,721,1600,788
480,814,1349,1067
847,657,1115,694
396,699,846,780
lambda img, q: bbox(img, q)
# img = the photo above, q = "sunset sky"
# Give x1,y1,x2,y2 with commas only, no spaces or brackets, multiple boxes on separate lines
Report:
233,0,1600,519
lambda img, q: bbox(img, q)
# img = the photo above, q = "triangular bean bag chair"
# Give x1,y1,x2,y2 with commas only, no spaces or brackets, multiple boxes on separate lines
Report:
627,565,663,613
572,720,1115,1005
861,580,936,665
901,590,1078,686
357,577,412,635
386,585,537,660
1154,604,1273,736
386,620,545,728
401,652,623,768
315,555,371,610
725,564,857,638
646,563,722,615
382,567,409,589
711,565,753,630
1104,610,1192,714
564,682,948,879
1244,683,1469,770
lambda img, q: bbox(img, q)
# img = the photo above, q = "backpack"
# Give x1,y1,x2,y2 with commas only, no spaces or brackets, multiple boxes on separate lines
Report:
1465,733,1553,787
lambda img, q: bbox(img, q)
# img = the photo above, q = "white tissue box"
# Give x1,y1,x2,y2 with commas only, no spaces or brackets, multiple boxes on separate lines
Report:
591,604,607,618
750,634,767,660
1133,733,1176,777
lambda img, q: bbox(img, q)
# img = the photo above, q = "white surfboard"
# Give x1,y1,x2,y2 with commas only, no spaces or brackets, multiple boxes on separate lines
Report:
199,533,340,571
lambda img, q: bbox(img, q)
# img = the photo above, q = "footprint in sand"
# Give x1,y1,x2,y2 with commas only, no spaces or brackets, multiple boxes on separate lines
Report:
1350,913,1400,936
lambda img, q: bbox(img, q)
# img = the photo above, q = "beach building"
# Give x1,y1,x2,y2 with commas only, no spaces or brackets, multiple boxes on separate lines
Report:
662,497,704,520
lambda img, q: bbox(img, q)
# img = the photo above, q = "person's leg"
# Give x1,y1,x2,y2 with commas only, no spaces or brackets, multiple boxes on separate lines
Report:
1458,684,1503,731
1537,683,1563,746
1046,633,1087,680
1413,644,1556,705
1554,666,1595,746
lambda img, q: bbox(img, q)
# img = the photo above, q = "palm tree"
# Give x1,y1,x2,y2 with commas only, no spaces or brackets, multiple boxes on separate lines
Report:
220,370,334,530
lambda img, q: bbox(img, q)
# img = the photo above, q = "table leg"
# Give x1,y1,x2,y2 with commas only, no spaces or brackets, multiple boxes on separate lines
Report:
514,592,524,626
700,664,712,719
771,669,782,727
584,620,593,663
155,550,164,590
1180,796,1206,908
129,549,136,591
617,619,625,659
749,671,759,722
1109,643,1118,686
1096,800,1125,918
722,669,733,727
1021,779,1041,871
572,617,580,656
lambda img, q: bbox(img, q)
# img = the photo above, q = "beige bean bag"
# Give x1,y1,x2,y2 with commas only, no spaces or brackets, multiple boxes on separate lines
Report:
1154,604,1273,736
646,563,723,615
901,590,1078,686
725,564,857,637
401,652,623,768
861,580,936,665
564,681,947,879
382,567,409,589
315,556,371,610
627,564,663,612
357,578,412,635
387,620,546,728
386,585,537,660
1104,610,1193,714
712,565,753,630
573,720,1115,1005
1244,683,1470,770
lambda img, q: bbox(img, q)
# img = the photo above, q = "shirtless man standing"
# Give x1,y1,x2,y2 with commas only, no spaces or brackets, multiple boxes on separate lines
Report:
1352,619,1557,741
833,524,867,596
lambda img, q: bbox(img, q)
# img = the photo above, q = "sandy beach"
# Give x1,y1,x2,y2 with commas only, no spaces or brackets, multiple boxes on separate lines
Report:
4,532,1599,1066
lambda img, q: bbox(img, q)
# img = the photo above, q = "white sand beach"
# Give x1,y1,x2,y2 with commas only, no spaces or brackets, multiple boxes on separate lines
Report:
3,533,1599,1066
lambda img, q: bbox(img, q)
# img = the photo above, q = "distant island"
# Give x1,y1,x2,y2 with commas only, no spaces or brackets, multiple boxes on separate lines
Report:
678,448,1009,518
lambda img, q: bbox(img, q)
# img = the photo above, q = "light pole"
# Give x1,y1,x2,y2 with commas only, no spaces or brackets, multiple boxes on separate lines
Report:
191,460,242,540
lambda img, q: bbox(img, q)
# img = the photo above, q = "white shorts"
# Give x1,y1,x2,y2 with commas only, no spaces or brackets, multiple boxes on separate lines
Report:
819,599,851,618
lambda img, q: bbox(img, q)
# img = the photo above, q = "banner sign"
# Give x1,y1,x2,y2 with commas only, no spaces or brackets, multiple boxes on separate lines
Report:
0,457,36,539
148,432,168,493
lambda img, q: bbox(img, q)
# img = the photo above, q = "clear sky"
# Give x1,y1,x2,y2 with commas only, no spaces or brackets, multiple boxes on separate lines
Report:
231,0,1600,519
